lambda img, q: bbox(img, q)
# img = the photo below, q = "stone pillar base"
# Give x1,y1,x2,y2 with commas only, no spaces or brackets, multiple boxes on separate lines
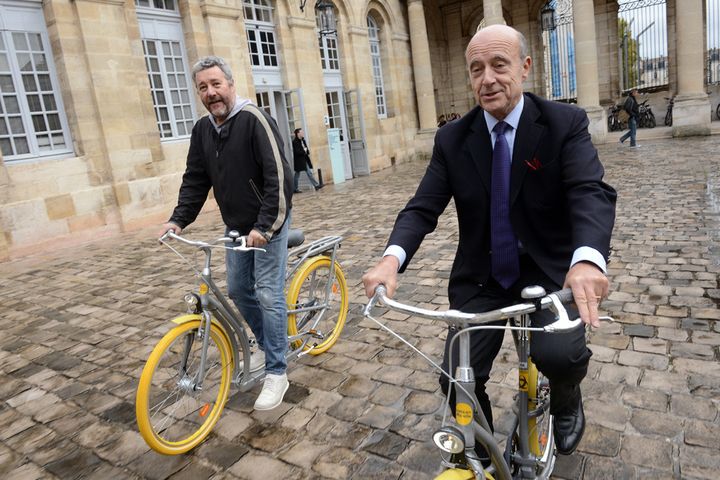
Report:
672,94,711,137
413,129,436,160
583,105,607,145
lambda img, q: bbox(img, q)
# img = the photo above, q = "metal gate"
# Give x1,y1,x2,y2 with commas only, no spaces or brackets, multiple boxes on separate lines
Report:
343,89,368,177
708,0,720,85
541,0,576,102
618,0,668,92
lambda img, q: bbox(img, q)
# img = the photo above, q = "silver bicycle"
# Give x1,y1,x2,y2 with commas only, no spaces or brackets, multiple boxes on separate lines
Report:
364,285,611,480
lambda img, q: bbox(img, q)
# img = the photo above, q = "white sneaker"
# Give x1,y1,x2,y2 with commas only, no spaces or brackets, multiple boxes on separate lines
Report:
249,350,265,373
254,373,289,411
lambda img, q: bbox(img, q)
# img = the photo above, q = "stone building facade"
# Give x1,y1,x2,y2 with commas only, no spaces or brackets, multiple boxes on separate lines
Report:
0,0,713,260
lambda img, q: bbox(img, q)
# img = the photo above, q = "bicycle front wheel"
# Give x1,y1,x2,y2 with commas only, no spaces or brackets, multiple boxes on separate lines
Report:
287,256,348,355
136,319,233,455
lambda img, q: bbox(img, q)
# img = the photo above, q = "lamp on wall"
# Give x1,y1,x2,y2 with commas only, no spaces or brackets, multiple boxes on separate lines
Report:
540,1,556,32
315,0,336,36
299,0,337,36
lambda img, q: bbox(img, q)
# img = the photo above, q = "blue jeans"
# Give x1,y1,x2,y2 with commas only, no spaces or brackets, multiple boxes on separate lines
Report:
620,117,637,146
226,217,289,374
294,166,320,190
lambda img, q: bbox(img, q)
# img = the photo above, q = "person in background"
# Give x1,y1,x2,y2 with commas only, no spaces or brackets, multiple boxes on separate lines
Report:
292,128,323,193
619,88,640,147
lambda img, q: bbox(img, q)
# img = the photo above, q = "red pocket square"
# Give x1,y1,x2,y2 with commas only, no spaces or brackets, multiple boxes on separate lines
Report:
525,158,541,171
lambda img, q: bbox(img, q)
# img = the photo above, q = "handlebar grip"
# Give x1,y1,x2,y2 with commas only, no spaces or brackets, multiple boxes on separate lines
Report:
552,288,574,304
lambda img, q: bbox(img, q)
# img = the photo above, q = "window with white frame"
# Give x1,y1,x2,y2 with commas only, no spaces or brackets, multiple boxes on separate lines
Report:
136,3,196,139
367,16,386,118
255,91,272,116
317,8,340,71
244,0,278,69
135,0,177,10
0,2,73,161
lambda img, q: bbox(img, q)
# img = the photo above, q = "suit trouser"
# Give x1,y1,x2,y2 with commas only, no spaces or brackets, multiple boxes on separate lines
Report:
439,254,592,432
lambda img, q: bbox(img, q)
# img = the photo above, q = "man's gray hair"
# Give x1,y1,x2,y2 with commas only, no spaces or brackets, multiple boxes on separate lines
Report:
517,30,528,60
191,56,234,85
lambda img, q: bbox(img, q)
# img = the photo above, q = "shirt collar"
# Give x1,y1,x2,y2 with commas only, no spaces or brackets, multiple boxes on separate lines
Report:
484,95,524,135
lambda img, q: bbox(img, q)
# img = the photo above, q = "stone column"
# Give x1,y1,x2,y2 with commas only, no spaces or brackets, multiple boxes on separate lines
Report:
483,0,505,26
672,0,710,136
407,0,437,132
572,0,606,143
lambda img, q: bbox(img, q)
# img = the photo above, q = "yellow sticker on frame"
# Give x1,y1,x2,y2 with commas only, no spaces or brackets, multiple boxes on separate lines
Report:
519,370,529,392
199,283,209,295
456,403,473,425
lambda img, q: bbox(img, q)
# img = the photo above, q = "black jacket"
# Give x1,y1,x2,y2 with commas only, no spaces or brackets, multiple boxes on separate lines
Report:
169,104,293,239
387,93,617,310
292,137,312,172
623,95,639,119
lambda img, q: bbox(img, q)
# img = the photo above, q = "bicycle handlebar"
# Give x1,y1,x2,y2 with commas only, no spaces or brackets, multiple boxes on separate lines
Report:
160,230,267,253
364,285,582,333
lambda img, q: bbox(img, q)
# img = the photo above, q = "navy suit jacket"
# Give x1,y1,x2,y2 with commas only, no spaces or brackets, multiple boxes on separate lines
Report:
388,93,617,310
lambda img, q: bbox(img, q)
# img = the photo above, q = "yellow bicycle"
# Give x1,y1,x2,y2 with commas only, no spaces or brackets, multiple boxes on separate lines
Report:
135,229,348,455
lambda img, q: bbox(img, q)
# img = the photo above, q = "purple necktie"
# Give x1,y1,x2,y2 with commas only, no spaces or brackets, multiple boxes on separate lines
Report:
490,121,520,289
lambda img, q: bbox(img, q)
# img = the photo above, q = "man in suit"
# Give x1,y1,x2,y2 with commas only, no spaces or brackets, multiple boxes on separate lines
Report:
362,25,616,456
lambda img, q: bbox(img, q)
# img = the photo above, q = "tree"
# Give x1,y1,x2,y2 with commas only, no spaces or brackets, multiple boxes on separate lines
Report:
618,18,639,89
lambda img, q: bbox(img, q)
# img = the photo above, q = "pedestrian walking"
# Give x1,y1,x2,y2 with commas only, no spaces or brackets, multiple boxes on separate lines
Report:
292,128,323,193
619,89,640,147
158,55,293,411
362,24,617,460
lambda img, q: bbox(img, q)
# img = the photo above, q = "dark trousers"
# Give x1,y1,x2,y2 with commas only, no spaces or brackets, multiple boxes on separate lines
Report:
439,255,592,432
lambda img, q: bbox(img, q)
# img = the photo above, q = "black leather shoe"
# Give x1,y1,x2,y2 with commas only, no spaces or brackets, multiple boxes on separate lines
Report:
293,189,302,194
553,393,585,454
315,184,324,191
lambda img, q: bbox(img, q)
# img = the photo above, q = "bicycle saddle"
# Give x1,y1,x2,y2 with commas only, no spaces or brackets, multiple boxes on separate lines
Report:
287,229,305,248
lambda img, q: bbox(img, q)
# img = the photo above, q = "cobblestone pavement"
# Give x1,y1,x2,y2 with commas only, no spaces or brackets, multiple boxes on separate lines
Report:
1,135,719,480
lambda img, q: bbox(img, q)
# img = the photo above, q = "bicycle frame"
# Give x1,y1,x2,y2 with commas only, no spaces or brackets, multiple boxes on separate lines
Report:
364,286,582,480
163,231,343,394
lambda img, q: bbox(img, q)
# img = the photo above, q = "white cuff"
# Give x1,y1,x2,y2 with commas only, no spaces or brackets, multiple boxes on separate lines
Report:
570,246,607,273
383,245,407,272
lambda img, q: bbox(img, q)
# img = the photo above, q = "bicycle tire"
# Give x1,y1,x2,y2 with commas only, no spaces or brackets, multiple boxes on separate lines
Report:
646,112,656,128
526,358,554,460
286,256,348,354
136,319,233,455
716,103,720,121
504,358,555,476
665,110,672,126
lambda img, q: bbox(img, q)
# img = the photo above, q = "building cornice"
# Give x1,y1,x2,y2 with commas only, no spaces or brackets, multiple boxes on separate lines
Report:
286,16,316,30
200,0,242,20
348,25,368,37
72,0,126,6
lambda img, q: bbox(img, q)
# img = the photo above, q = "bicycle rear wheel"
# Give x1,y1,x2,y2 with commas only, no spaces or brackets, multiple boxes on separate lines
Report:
528,360,556,473
286,256,348,355
505,358,555,477
136,319,233,455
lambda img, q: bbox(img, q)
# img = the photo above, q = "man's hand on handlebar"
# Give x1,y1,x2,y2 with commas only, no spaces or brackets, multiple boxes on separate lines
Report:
158,222,182,240
247,229,268,248
362,255,400,298
563,261,609,329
